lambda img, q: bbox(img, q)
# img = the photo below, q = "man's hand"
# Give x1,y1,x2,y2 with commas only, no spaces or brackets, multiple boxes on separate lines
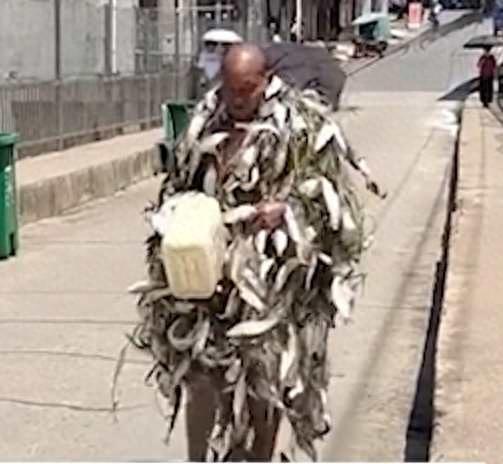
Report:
253,201,287,231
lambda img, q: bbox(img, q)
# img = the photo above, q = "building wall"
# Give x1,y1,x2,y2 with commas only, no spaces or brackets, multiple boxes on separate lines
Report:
0,0,55,82
0,0,138,83
61,0,138,77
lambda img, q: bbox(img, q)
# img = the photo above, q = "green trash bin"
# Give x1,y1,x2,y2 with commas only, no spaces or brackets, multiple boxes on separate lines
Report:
161,101,194,144
0,133,19,259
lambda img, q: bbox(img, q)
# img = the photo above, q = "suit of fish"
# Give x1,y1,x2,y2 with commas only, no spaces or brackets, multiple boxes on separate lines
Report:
128,76,378,461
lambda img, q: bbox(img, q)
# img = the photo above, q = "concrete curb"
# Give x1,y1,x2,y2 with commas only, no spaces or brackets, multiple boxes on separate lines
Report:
430,97,503,463
18,146,161,225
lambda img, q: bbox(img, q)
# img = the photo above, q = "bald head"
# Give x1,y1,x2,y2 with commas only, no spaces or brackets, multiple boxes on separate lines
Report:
222,44,267,79
221,43,269,122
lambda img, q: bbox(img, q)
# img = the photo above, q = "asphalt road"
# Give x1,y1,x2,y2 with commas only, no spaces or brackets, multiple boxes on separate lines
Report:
0,14,493,461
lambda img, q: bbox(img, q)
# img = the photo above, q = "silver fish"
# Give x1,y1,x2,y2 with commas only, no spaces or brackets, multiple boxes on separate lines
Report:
273,229,289,257
219,287,241,320
290,110,308,133
305,254,318,291
192,318,211,357
185,110,207,147
321,178,341,231
299,178,322,198
259,258,275,282
203,164,217,196
254,229,269,255
127,280,164,294
223,205,257,224
284,206,304,244
273,141,289,178
198,132,229,155
331,275,354,321
240,166,260,192
226,317,279,338
242,267,268,300
237,282,266,312
280,324,297,382
274,258,301,293
265,75,284,100
233,373,247,427
273,100,288,131
235,145,259,180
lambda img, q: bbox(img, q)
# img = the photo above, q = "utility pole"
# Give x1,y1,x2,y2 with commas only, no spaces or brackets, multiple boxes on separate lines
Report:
174,0,180,98
216,0,222,26
111,0,117,74
54,0,61,80
296,0,302,41
54,0,63,150
362,0,372,15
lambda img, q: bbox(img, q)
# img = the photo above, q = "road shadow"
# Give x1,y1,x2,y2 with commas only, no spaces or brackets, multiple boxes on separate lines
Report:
421,11,483,49
395,11,483,55
438,77,479,101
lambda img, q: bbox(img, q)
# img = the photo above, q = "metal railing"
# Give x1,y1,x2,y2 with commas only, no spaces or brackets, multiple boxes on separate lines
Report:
0,66,194,159
0,2,268,158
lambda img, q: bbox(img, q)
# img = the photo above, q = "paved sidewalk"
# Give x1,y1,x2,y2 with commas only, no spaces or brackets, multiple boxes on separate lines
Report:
17,128,162,225
431,96,503,464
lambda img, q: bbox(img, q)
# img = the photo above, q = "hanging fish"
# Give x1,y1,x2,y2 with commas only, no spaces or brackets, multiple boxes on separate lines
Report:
330,275,354,321
223,205,258,224
298,178,322,198
305,254,318,291
274,258,301,293
259,258,275,282
265,75,284,100
284,206,304,244
198,132,229,155
321,178,341,231
237,281,266,312
235,122,281,144
331,120,349,155
185,109,208,147
254,229,269,255
242,267,268,300
226,317,280,338
233,373,247,428
273,141,289,178
240,166,260,192
273,100,289,131
127,280,165,294
193,318,211,357
273,229,289,257
290,109,308,133
235,145,259,180
280,324,298,382
219,288,241,320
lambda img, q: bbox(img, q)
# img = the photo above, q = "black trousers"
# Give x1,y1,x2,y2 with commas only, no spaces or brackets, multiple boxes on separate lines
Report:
479,76,494,106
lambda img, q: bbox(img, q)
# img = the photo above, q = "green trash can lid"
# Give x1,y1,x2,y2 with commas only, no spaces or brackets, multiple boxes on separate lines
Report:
0,133,18,147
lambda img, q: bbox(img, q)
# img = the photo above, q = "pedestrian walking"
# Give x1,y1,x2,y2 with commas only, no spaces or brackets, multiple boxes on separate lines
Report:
128,44,384,461
478,45,497,108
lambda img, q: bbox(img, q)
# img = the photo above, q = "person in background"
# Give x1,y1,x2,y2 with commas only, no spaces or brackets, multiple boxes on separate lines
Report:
269,20,282,43
478,45,497,108
196,29,243,93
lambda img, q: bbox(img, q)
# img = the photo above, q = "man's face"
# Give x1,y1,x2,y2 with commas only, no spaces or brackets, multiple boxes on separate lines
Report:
221,71,268,122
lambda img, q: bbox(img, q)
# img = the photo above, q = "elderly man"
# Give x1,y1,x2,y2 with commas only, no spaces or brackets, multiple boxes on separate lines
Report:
130,44,383,461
